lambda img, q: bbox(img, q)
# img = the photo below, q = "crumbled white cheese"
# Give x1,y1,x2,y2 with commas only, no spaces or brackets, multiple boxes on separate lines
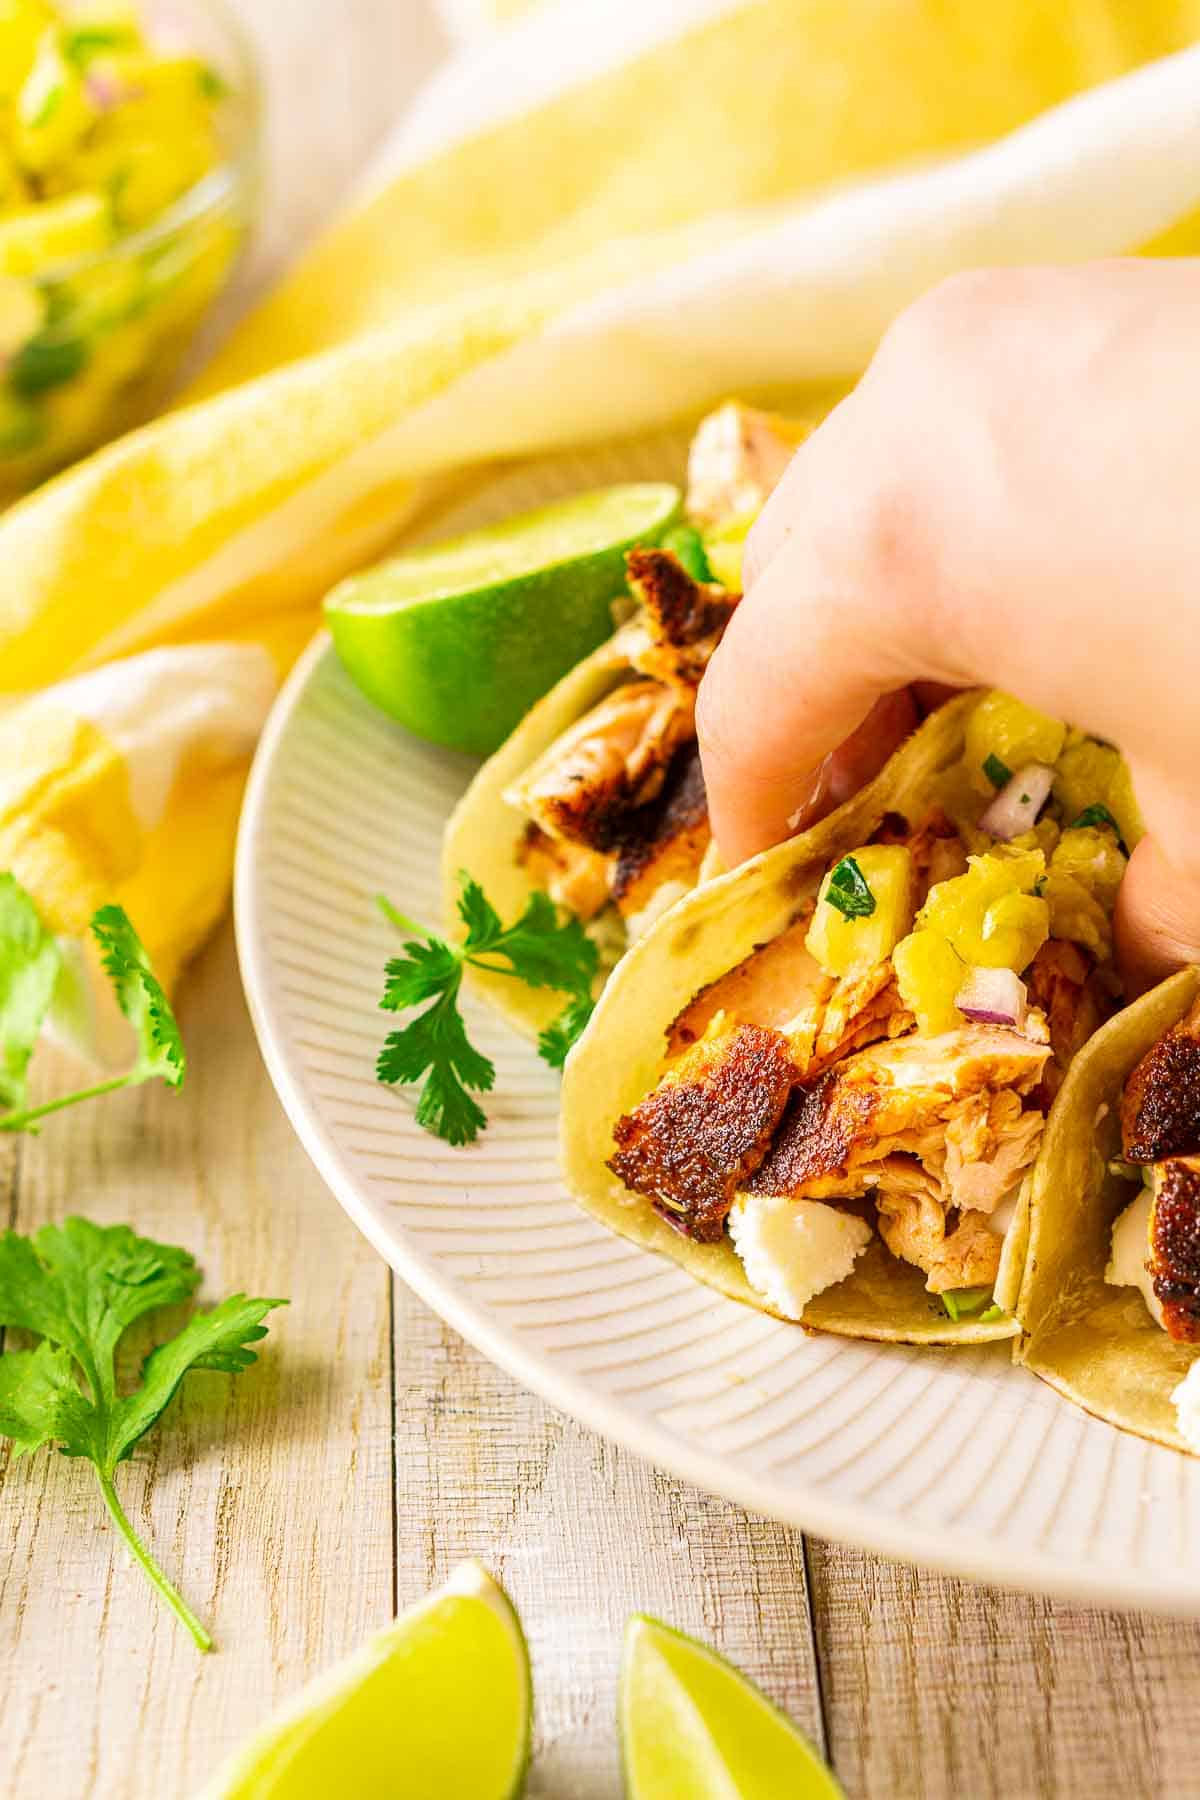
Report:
728,1194,872,1321
1106,1186,1164,1328
1172,1361,1200,1453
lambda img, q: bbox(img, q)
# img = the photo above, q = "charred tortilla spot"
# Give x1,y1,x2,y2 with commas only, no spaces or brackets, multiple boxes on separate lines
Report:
1150,1156,1200,1343
1121,1019,1200,1162
608,1024,796,1241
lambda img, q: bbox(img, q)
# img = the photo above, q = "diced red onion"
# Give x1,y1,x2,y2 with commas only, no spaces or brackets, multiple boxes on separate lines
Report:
956,966,1028,1029
86,70,145,109
979,763,1055,841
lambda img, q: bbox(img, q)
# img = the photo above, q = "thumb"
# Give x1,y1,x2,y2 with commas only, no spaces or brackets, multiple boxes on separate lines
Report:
696,515,961,866
1115,835,1200,998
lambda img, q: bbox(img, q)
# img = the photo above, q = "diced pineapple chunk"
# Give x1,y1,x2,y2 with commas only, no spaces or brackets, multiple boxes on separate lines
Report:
893,929,964,1035
1041,826,1128,960
918,849,1049,972
964,691,1066,795
1052,739,1144,850
1006,816,1060,860
13,28,96,173
805,844,914,979
981,891,1051,971
701,509,755,591
0,1,52,103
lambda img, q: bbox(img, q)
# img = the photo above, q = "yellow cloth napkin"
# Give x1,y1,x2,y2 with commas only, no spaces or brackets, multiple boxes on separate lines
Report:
4,0,1200,1064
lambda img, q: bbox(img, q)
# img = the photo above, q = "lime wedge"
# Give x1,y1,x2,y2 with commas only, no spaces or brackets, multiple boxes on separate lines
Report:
620,1615,844,1800
201,1561,531,1799
325,482,681,755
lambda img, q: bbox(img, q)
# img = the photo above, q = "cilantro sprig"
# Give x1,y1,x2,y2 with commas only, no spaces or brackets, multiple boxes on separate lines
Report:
0,876,186,1133
376,877,598,1145
0,1218,284,1650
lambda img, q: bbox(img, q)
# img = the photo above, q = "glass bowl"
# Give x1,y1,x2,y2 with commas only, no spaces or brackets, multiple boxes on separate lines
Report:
0,0,261,502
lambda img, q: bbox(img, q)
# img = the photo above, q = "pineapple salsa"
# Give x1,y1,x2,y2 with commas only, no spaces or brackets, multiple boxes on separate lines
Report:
809,692,1136,1036
0,0,246,491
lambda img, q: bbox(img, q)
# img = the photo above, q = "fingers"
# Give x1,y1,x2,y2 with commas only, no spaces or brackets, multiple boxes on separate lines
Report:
786,688,920,836
697,393,959,865
1116,836,1200,998
697,526,933,865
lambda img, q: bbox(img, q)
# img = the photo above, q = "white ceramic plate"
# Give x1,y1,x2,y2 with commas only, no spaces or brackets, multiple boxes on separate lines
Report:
235,448,1200,1619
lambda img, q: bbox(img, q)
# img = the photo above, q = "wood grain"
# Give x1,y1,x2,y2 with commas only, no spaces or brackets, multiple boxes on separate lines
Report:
807,1542,1200,1800
392,1287,824,1799
0,925,394,1797
3,5,1200,1798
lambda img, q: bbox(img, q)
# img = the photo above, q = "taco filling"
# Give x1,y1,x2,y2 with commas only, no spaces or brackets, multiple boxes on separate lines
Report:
1105,999,1200,1443
501,403,803,949
604,690,1134,1325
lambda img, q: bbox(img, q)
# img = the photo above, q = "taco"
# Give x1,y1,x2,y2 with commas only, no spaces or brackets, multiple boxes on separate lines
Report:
1015,965,1200,1452
441,403,806,1039
561,689,1142,1344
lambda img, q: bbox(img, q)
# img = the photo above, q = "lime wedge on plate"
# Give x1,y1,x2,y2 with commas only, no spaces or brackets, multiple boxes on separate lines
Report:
201,1561,531,1799
620,1615,844,1800
325,482,681,755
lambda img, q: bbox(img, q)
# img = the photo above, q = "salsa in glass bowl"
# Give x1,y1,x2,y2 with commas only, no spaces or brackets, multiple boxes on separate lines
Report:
0,0,259,499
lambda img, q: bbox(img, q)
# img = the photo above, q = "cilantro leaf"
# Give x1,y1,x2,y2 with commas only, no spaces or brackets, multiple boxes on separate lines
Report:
375,877,598,1143
457,877,505,952
983,753,1012,788
537,991,596,1070
0,1218,284,1650
0,889,187,1134
1069,803,1127,851
0,873,61,1114
825,856,877,920
91,906,185,1088
378,980,495,1148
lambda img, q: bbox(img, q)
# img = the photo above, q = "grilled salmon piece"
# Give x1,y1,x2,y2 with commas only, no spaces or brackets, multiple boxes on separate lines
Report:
1121,999,1200,1163
685,401,802,531
748,1027,1049,1200
623,547,737,687
745,1027,1047,1292
506,679,696,851
874,1163,1003,1293
1025,938,1105,1103
608,1022,797,1242
665,911,826,1058
611,744,710,924
1148,1155,1200,1343
516,824,612,920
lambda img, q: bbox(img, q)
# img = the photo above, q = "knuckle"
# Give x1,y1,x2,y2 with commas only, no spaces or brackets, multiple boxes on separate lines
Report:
882,267,1033,370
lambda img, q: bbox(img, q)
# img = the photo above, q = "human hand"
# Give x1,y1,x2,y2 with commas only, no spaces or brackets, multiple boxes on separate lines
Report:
696,259,1200,991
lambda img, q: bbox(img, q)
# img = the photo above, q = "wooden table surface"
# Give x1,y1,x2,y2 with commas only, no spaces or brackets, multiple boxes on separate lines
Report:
4,6,1200,1797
